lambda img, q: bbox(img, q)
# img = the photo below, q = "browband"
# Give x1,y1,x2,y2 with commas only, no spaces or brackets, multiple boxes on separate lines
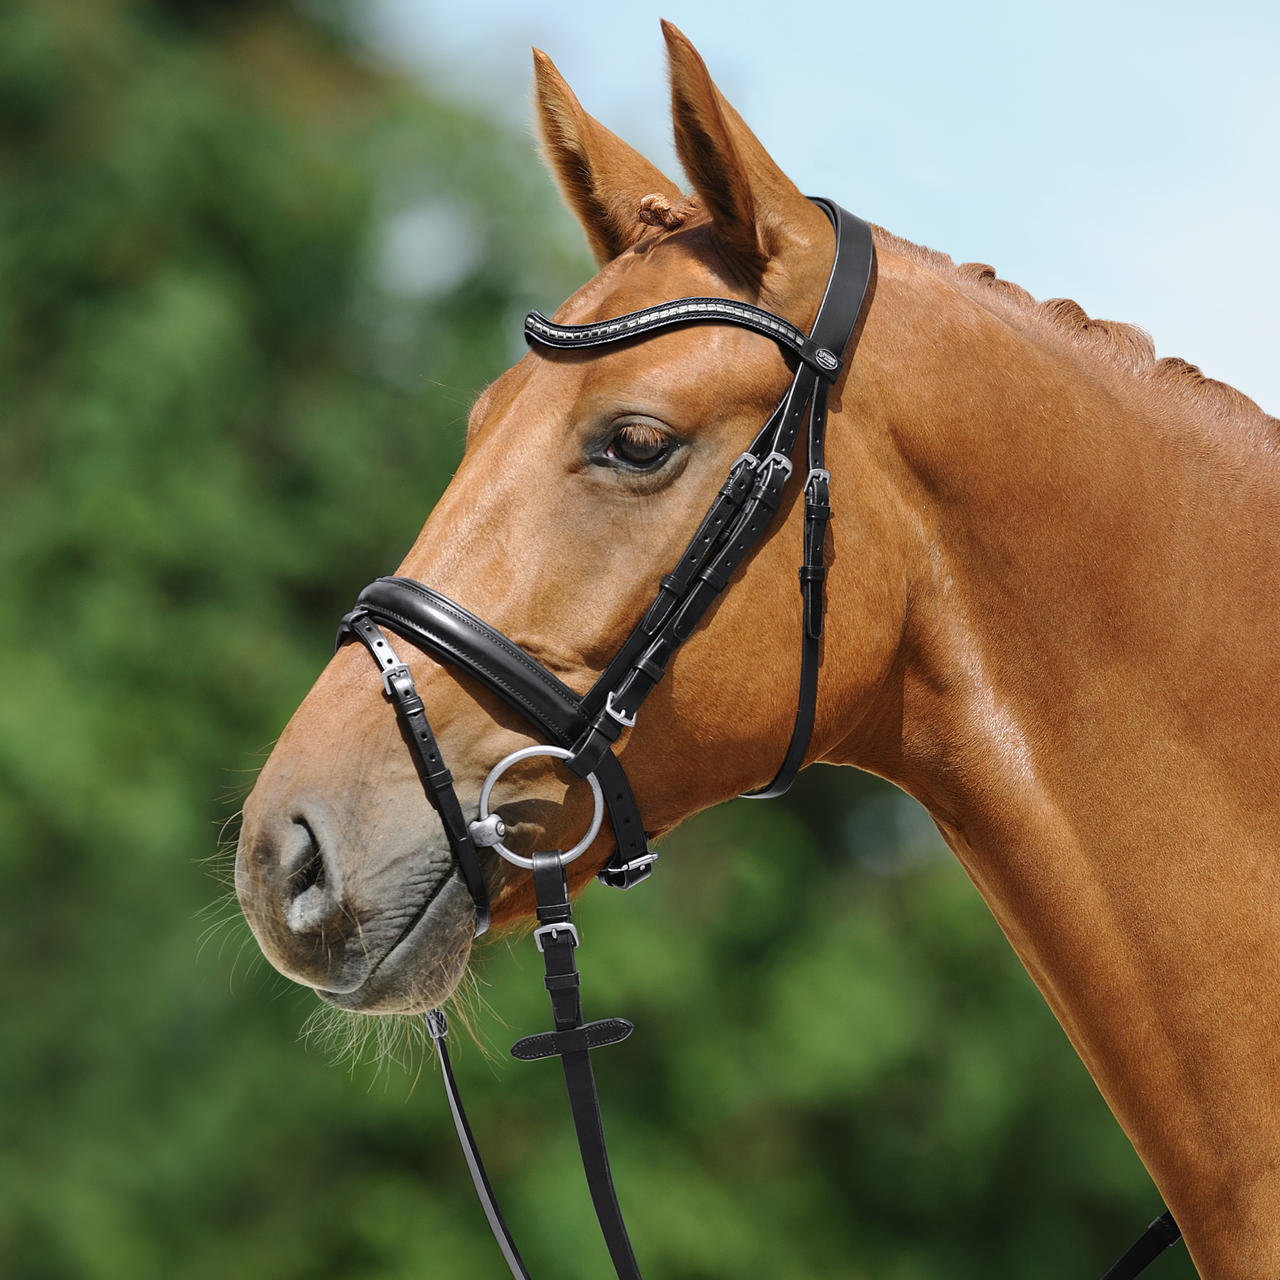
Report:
525,297,844,380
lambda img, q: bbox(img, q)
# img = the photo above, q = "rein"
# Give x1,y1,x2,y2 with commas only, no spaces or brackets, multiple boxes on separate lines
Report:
332,198,1183,1279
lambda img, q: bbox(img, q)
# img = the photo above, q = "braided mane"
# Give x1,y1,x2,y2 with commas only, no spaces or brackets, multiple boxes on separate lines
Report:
628,196,1274,440
872,225,1277,439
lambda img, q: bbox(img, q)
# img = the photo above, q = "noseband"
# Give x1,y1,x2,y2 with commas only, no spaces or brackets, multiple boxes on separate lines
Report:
330,198,1178,1280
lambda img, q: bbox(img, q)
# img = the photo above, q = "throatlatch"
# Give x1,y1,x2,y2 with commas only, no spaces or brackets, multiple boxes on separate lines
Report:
335,196,1179,1280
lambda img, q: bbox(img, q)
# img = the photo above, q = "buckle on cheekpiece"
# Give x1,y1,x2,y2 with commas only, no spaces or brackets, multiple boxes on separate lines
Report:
533,921,580,952
604,690,638,728
381,662,413,697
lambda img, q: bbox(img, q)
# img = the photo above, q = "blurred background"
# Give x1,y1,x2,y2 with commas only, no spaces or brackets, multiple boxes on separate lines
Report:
9,0,1275,1276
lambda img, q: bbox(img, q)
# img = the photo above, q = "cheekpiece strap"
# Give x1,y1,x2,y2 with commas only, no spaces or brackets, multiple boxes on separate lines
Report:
340,610,492,935
537,199,876,800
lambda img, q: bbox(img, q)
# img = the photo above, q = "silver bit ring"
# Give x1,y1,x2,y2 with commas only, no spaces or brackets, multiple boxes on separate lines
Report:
472,745,604,870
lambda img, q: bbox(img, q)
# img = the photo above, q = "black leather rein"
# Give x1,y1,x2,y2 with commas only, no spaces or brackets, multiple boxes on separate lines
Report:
330,197,1181,1279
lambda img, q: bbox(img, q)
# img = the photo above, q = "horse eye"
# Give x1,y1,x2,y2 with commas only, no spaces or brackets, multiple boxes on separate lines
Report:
605,423,672,469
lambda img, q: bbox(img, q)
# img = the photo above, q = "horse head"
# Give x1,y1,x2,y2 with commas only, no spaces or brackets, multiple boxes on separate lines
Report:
235,24,907,1012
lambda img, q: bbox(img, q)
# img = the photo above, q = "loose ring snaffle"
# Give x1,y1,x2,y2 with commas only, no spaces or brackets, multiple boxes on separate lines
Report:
473,745,604,870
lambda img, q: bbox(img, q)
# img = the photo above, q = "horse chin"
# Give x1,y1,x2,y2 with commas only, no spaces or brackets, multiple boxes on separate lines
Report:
316,878,475,1015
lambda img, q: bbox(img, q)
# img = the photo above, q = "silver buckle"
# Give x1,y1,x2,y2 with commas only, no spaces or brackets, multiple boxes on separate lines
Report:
475,744,605,870
762,450,794,481
806,467,830,488
617,852,658,875
381,662,413,697
604,690,637,729
534,922,580,952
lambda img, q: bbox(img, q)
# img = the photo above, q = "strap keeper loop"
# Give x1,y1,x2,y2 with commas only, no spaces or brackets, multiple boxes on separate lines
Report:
544,971,581,992
634,653,665,682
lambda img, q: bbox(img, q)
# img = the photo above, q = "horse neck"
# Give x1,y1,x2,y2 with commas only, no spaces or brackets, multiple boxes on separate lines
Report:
828,249,1280,1275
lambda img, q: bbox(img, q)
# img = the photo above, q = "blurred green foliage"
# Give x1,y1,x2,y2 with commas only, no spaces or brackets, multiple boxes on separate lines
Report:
0,3,1190,1277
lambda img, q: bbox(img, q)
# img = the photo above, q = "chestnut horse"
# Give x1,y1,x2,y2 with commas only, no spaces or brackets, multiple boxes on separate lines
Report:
236,23,1280,1278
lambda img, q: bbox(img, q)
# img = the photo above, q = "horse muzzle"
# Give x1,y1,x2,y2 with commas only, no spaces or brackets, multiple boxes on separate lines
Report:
235,787,475,1011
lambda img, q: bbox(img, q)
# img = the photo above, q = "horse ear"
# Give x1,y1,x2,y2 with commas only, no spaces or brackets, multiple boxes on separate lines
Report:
533,49,684,266
662,21,811,281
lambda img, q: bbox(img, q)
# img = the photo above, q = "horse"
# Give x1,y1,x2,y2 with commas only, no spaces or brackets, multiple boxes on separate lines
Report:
235,21,1280,1278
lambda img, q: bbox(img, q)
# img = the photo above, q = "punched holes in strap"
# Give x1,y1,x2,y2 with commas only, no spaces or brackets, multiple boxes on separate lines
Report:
338,610,492,936
800,468,832,641
537,202,874,811
566,449,797,780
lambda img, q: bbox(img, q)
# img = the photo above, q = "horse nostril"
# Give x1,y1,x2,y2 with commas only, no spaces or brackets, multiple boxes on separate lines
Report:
284,817,340,935
288,818,325,893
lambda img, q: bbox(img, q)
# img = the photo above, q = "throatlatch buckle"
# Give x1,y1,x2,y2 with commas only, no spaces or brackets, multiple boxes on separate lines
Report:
534,921,580,952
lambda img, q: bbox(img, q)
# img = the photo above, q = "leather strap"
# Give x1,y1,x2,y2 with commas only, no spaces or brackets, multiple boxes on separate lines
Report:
743,461,829,799
340,579,588,742
1099,1211,1182,1280
509,852,644,1280
569,449,798,780
424,1010,531,1279
556,200,875,797
342,613,491,934
744,201,874,797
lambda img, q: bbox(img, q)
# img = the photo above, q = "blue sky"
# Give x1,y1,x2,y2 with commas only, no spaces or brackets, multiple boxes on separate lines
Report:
359,0,1278,414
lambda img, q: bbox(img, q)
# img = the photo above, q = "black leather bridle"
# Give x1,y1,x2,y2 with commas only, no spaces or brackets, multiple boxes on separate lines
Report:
331,198,1181,1280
